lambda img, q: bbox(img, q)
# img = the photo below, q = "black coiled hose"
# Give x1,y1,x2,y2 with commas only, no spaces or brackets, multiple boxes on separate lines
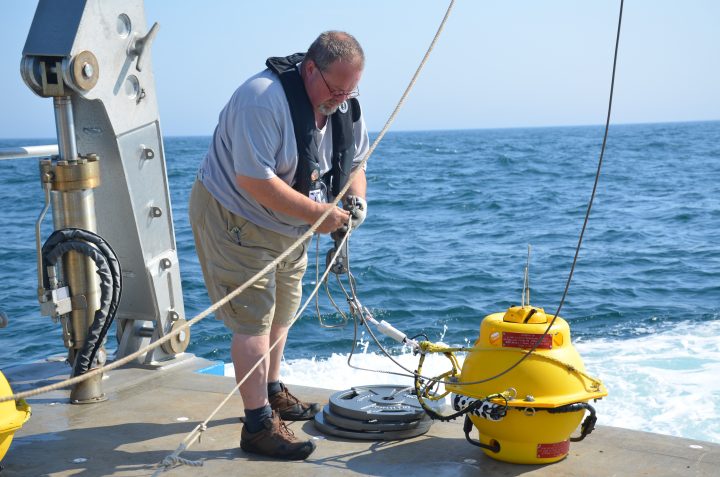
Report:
41,228,122,376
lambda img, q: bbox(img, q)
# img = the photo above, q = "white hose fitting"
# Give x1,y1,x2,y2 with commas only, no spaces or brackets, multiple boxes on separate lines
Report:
378,320,407,343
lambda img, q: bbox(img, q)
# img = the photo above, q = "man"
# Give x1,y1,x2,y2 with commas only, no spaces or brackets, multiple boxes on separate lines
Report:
189,31,369,460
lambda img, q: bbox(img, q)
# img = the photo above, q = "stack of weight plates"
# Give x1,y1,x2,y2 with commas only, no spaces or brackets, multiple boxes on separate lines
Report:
313,384,442,440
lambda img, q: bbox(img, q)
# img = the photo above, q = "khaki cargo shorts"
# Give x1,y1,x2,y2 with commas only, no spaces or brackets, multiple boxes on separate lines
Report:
188,179,309,336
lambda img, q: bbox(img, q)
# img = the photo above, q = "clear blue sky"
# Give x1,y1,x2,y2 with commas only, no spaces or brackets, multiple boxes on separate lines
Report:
1,0,718,139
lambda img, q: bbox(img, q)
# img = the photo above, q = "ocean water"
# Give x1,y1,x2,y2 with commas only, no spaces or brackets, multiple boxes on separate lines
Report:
1,121,718,444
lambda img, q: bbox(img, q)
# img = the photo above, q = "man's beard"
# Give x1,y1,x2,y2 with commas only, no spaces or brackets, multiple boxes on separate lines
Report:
318,102,340,116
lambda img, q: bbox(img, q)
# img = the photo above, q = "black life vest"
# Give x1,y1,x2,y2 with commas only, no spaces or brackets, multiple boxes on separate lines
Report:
266,53,361,201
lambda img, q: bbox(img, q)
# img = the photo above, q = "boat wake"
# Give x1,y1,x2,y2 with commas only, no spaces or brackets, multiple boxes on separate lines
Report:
219,317,720,444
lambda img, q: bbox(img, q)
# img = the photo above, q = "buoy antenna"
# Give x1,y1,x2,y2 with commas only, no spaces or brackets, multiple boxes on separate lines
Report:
521,245,531,307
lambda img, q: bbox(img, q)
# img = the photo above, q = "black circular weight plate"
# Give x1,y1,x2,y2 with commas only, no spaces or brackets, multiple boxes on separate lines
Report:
313,410,431,440
328,385,444,422
322,404,432,432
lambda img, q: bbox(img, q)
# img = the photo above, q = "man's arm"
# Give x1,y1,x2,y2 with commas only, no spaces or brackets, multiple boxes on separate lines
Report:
236,174,349,234
346,168,367,199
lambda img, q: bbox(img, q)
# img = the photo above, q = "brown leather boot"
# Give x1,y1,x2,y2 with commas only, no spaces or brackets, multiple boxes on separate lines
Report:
240,411,316,460
269,383,322,421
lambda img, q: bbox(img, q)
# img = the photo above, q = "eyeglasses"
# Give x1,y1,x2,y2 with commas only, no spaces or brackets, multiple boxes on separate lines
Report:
318,68,359,99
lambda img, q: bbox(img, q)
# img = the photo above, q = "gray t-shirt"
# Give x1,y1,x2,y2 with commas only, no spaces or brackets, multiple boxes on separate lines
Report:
199,68,369,237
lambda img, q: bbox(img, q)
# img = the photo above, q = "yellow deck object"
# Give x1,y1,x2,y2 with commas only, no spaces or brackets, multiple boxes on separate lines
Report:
0,371,31,463
445,305,607,464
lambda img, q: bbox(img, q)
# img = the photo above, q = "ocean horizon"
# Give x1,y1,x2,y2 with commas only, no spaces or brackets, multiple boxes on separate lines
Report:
3,118,719,142
1,120,718,444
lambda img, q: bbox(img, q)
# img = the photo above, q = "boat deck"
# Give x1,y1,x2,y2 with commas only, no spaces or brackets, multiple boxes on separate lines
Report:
2,357,718,477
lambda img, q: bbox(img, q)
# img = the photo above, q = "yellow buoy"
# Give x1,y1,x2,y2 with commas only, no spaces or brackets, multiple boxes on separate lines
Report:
0,371,31,463
445,305,607,464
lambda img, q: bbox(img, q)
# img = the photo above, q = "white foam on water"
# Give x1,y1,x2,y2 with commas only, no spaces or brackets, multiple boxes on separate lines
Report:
224,349,457,391
575,319,720,444
223,320,720,444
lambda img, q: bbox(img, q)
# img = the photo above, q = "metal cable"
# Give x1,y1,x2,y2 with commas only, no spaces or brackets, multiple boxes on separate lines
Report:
445,0,625,387
313,234,347,328
333,0,624,393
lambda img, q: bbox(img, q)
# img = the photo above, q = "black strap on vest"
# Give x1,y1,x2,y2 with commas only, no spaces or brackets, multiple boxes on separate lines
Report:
266,53,360,200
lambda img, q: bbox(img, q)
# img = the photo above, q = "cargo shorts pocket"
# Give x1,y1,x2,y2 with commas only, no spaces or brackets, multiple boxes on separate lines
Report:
223,210,250,246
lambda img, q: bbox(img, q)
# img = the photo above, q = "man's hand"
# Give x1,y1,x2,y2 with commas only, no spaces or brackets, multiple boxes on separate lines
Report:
315,203,350,234
237,175,352,234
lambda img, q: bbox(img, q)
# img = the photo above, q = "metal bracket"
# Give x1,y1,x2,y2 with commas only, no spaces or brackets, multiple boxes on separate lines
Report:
39,286,73,317
39,59,66,97
127,22,160,72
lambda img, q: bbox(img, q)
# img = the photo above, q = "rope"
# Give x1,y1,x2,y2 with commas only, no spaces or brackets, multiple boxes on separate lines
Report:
152,2,456,471
154,0,619,463
449,0,624,386
1,205,357,404
156,452,204,472
343,0,625,390
154,229,353,474
0,0,456,406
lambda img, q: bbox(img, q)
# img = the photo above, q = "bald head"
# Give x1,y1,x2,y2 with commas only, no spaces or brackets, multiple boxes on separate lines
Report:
305,31,365,72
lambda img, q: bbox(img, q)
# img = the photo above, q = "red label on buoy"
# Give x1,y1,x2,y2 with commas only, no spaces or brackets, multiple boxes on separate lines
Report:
537,440,570,459
502,332,552,349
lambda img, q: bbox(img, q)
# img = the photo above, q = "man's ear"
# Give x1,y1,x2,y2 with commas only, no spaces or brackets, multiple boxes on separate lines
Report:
304,59,314,75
